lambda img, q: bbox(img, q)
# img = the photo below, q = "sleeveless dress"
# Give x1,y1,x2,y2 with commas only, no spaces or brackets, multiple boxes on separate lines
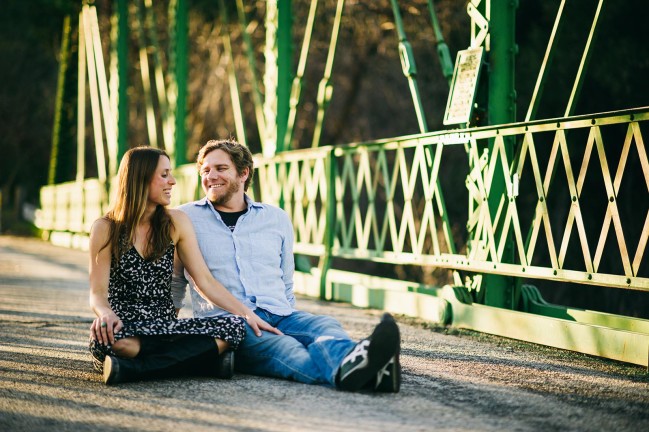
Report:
89,241,246,372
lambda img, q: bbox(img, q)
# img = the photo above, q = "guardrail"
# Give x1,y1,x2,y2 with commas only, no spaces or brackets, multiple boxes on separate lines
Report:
254,107,649,292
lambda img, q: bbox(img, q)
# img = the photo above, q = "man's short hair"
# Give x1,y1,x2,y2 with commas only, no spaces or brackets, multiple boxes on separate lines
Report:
196,139,254,191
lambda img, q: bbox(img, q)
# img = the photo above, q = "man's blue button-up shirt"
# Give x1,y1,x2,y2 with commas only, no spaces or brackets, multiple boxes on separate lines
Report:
173,195,296,317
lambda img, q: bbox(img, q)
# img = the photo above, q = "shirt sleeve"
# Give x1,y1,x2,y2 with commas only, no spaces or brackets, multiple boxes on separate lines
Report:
280,211,296,307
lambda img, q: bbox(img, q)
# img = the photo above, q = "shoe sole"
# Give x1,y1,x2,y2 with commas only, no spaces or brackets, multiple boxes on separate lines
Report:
339,314,400,391
103,356,116,385
375,353,401,393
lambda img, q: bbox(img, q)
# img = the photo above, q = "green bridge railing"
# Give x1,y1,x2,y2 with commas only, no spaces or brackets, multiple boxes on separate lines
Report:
37,106,649,367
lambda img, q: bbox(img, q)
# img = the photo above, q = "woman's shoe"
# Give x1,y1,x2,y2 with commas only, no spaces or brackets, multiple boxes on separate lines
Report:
103,355,124,385
215,350,234,379
101,335,220,385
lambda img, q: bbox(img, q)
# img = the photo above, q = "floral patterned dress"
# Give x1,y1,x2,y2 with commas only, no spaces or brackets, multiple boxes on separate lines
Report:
89,241,245,372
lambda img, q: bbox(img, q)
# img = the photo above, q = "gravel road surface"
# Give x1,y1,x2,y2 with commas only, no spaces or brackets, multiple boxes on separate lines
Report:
1,235,648,431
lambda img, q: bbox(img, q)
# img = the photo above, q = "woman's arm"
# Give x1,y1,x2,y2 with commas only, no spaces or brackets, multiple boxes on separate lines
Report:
170,209,281,337
88,218,123,345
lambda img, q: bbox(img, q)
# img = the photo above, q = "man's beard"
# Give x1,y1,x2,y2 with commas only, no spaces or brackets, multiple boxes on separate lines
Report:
208,180,240,206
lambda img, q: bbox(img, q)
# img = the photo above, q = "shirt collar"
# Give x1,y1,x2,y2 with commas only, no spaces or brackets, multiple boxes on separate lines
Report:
194,194,264,210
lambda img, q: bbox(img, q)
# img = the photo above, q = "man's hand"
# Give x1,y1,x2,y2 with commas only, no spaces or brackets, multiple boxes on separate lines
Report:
245,314,283,337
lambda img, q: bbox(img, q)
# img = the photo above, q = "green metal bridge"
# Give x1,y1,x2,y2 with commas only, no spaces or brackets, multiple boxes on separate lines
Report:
37,0,649,368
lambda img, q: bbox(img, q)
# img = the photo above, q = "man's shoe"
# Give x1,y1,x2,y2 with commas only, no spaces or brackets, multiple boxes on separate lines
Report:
373,354,401,393
337,313,400,391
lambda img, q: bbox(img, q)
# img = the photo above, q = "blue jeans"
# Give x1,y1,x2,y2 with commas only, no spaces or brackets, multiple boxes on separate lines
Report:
234,309,357,387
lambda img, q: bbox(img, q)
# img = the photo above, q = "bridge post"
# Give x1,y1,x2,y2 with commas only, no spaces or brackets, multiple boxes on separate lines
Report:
112,0,129,167
49,12,79,186
483,0,519,309
171,0,188,166
263,0,292,156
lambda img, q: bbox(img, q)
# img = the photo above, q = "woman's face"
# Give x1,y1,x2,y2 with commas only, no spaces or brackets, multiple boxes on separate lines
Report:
148,155,176,207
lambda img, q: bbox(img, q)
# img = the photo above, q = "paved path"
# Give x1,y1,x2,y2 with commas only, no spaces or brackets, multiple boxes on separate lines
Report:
0,235,648,432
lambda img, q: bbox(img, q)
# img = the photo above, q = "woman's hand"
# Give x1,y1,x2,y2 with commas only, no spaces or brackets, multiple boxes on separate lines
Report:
244,313,283,337
90,312,123,345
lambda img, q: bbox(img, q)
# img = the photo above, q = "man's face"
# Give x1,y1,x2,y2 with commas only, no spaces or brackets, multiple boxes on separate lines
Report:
199,149,248,208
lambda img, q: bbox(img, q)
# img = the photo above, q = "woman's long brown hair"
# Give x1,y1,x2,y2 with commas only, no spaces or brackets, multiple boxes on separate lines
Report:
100,146,174,261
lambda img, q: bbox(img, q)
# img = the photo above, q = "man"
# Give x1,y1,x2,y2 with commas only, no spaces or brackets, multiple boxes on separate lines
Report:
172,139,401,392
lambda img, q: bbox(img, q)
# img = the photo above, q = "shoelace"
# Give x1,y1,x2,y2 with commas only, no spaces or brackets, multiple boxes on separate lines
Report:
342,339,370,364
375,357,393,382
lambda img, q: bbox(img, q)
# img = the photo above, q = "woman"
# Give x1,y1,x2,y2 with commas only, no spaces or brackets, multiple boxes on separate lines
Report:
89,146,279,385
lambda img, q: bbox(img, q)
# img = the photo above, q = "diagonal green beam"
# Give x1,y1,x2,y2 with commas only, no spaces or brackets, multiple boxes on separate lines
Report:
285,0,318,151
389,0,428,133
564,0,604,117
236,0,266,146
311,0,345,149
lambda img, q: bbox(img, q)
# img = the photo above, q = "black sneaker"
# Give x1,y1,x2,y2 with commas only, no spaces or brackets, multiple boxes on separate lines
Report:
373,354,401,392
337,313,400,391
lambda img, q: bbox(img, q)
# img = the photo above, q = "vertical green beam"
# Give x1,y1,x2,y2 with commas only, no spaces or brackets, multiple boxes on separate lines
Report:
144,0,173,157
135,1,158,148
263,0,292,156
236,0,266,145
219,0,247,146
172,0,188,165
115,0,129,164
276,0,292,154
77,9,87,184
320,149,336,300
49,15,73,185
483,0,517,308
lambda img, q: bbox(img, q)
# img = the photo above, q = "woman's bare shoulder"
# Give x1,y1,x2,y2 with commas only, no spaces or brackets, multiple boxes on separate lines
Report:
168,208,191,225
90,217,111,236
